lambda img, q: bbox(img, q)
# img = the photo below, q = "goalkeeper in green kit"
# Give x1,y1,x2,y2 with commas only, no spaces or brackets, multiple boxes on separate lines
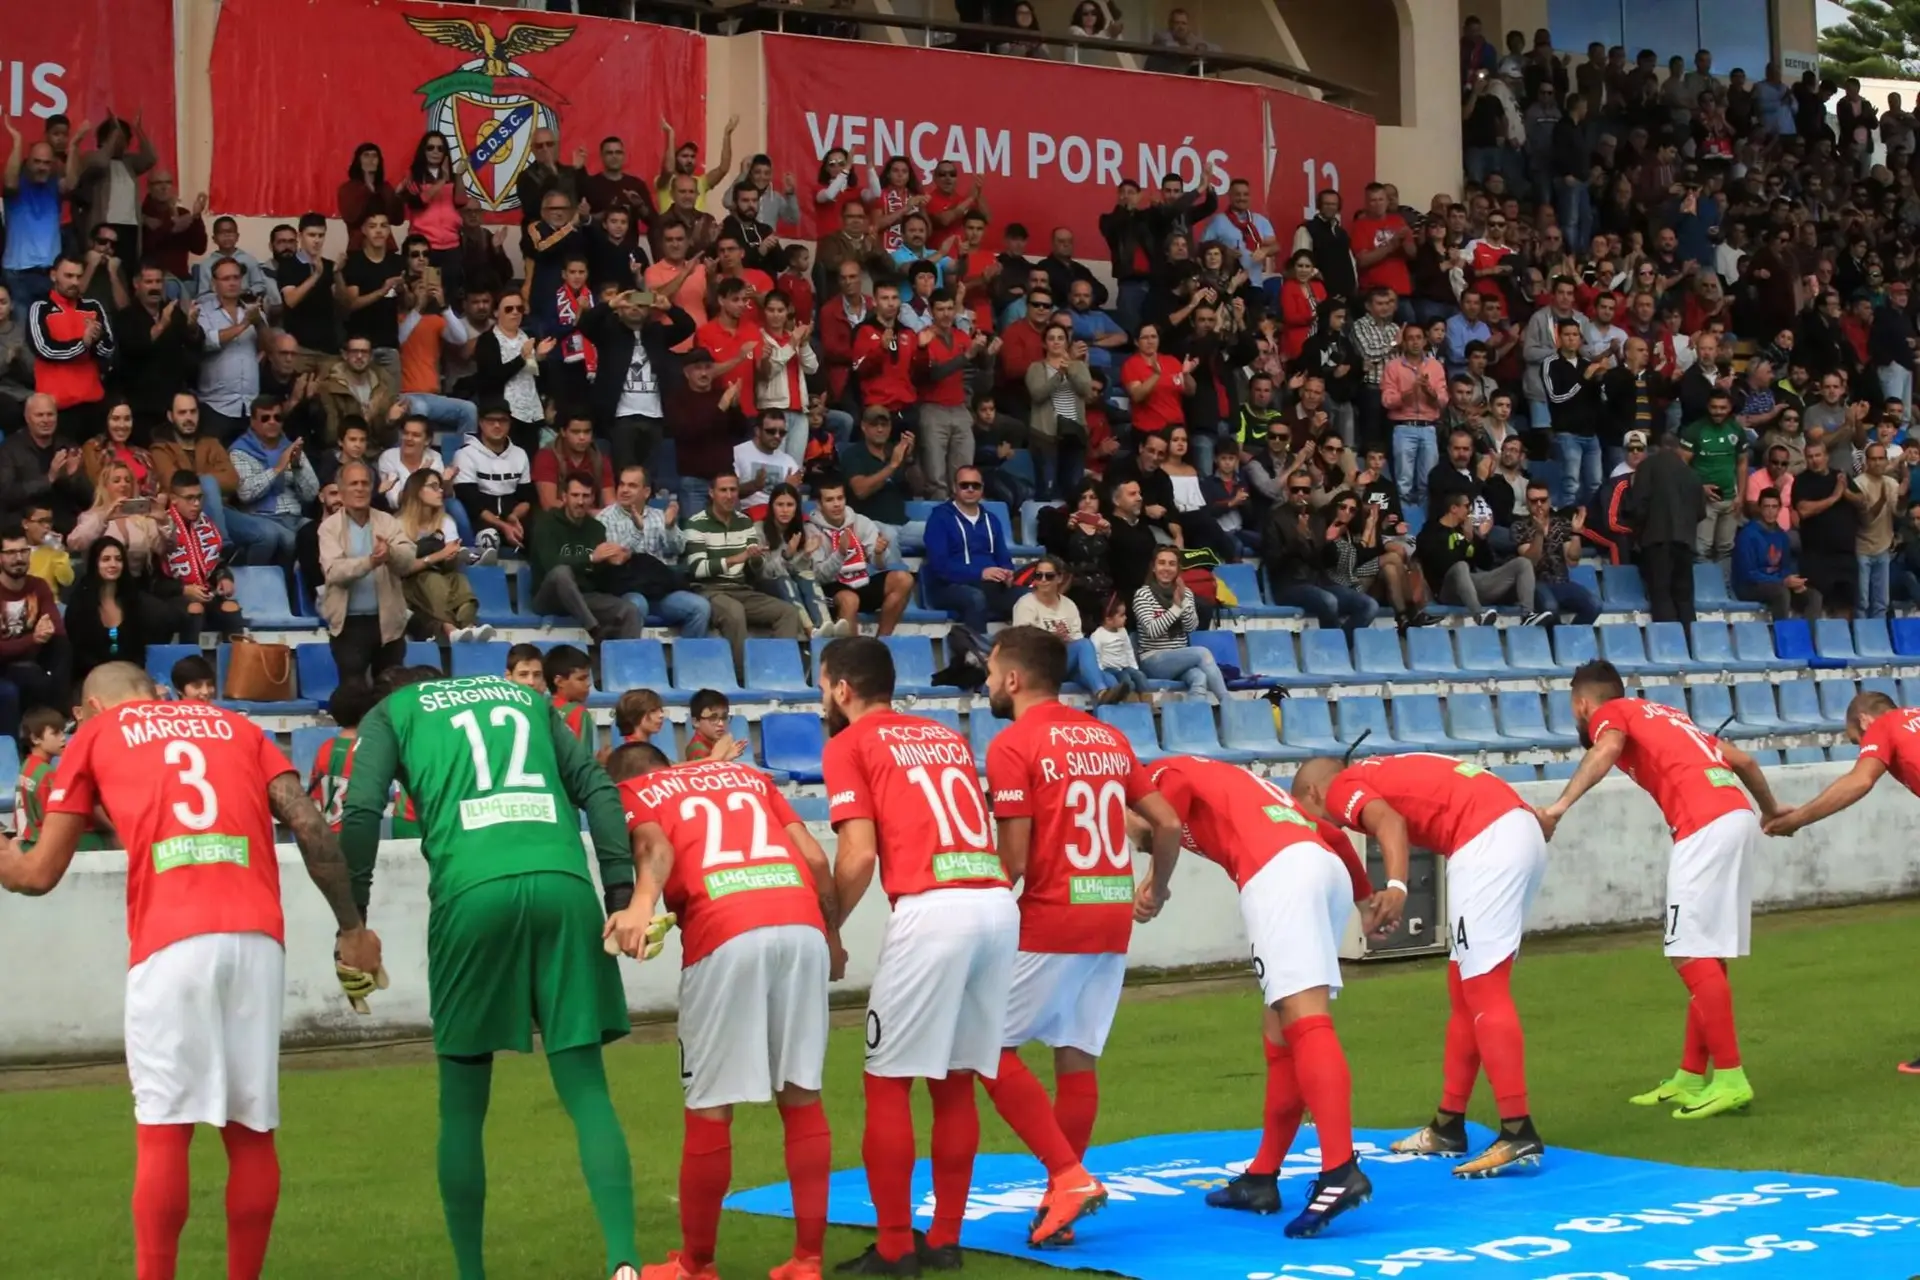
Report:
339,668,665,1280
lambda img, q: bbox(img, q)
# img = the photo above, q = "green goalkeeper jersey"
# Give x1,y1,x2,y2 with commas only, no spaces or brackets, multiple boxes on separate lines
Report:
338,675,633,915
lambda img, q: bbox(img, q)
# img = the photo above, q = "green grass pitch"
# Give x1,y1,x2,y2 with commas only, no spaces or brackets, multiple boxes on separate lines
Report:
3,900,1917,1279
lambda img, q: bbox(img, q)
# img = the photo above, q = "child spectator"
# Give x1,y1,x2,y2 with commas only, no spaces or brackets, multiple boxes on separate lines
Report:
552,255,598,408
777,244,816,324
684,687,746,762
306,680,379,831
543,643,597,749
1090,596,1148,698
15,708,92,850
159,471,245,643
505,642,547,692
614,688,667,748
170,654,217,702
21,505,71,600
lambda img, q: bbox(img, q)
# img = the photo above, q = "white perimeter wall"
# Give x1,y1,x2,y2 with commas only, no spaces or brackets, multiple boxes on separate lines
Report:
4,763,1919,1062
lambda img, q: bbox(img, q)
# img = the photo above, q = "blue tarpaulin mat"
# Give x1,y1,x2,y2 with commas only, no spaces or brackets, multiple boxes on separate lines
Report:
725,1125,1920,1278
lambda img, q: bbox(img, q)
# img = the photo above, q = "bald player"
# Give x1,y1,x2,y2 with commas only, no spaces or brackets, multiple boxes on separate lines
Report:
1540,659,1780,1121
1293,754,1547,1177
1764,690,1920,1073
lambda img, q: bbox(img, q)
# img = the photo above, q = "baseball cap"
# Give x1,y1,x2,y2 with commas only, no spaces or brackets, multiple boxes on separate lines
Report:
682,346,715,365
1624,429,1649,449
477,397,512,420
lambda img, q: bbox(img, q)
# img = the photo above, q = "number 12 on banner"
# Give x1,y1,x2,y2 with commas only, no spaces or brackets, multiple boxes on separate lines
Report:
1301,159,1341,220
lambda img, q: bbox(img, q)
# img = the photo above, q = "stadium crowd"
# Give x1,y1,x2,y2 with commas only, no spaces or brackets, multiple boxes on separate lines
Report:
0,6,1917,736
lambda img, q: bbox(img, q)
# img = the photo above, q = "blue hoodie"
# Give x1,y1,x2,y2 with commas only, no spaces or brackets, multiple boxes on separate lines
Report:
923,501,1013,587
1731,518,1793,589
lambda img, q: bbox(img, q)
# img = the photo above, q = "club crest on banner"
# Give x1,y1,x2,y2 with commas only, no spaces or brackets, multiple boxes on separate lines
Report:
406,15,574,213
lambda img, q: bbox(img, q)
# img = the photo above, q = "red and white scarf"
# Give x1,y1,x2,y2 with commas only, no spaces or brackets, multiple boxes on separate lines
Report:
164,508,223,587
1224,208,1263,254
556,282,597,375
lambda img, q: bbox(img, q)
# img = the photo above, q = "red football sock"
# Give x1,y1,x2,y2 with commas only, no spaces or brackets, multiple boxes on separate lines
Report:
1680,987,1710,1074
1246,1035,1305,1176
1461,958,1530,1119
925,1072,980,1250
1284,1014,1354,1171
1678,959,1740,1070
133,1123,194,1280
220,1124,280,1280
1053,1070,1100,1161
779,1101,832,1261
980,1050,1078,1177
679,1113,733,1269
1440,963,1481,1115
861,1073,918,1262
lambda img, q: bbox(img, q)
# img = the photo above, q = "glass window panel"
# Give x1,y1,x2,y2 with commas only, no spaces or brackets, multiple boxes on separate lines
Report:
1697,0,1772,79
1621,0,1699,68
1547,0,1623,55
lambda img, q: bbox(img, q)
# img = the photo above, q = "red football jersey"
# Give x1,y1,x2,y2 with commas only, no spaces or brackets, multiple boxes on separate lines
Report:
48,700,296,968
986,701,1153,954
824,709,1008,901
1587,698,1754,840
1858,707,1920,795
619,761,824,967
1148,755,1341,889
1325,753,1528,857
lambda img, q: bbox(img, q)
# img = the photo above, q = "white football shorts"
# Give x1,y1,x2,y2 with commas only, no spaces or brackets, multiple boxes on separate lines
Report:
678,924,831,1110
1002,950,1127,1056
865,886,1019,1079
1446,807,1548,978
1664,808,1758,959
1239,841,1352,1005
124,931,285,1131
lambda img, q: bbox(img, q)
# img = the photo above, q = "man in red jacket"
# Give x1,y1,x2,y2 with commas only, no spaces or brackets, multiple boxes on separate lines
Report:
29,254,115,439
817,258,872,407
850,281,916,432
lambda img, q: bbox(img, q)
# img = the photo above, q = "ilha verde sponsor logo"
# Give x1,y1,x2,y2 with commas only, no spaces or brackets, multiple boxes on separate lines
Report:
1069,875,1136,905
705,864,805,899
933,852,1006,882
1706,767,1739,788
1262,804,1312,827
460,792,560,829
152,833,250,874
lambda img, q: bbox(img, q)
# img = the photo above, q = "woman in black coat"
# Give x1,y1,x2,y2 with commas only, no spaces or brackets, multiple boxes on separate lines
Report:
66,536,153,676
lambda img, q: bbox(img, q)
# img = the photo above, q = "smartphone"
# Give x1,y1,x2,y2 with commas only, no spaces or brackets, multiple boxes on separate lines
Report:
238,290,260,306
119,498,151,515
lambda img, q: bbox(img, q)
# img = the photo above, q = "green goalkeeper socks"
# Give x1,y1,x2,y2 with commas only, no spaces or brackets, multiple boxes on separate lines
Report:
437,1055,494,1280
548,1044,639,1272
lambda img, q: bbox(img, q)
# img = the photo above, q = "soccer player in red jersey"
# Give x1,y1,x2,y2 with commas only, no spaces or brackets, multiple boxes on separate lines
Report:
609,746,842,1280
0,662,380,1280
1144,754,1401,1239
1541,659,1780,1120
820,636,1020,1276
1762,690,1920,1072
1293,753,1549,1176
981,628,1182,1247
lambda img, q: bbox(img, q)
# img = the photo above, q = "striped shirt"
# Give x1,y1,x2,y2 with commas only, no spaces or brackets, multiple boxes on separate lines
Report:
1129,585,1200,656
682,508,765,583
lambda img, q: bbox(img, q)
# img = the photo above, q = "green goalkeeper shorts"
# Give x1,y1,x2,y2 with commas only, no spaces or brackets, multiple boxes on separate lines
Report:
426,871,631,1058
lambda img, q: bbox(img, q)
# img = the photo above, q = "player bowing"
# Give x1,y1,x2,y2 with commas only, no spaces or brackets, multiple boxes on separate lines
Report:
1540,660,1781,1120
0,661,382,1280
1143,755,1399,1239
1292,754,1548,1177
609,745,842,1280
821,636,1024,1276
1761,691,1920,1073
981,628,1182,1247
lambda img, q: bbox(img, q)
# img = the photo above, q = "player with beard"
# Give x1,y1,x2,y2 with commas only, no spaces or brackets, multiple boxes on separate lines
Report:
1539,660,1779,1120
820,636,1020,1276
980,627,1182,1247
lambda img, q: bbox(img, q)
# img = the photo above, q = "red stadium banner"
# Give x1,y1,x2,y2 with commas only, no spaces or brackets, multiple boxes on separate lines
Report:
0,0,178,171
207,0,706,218
1259,87,1379,236
763,34,1268,251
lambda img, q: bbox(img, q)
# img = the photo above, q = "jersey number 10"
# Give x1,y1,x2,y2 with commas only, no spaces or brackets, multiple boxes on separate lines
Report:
905,764,991,849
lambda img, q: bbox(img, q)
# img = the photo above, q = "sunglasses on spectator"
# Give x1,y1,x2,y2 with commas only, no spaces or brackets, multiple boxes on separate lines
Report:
94,235,117,247
1627,444,1646,453
254,411,281,422
408,249,430,258
1288,485,1312,494
1030,301,1054,310
1032,570,1059,581
955,480,984,491
498,303,524,314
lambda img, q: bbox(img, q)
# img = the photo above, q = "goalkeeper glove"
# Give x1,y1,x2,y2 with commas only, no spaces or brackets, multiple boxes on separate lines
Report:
602,910,677,960
335,955,390,1015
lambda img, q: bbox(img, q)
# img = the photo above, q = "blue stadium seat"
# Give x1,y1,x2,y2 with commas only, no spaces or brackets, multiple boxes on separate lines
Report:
1389,695,1459,748
1567,563,1605,609
1902,678,1920,708
1816,679,1858,728
982,500,1042,557
290,725,335,776
1644,622,1697,674
232,566,319,631
1639,684,1686,712
1455,626,1512,677
1777,618,1846,670
1016,498,1054,544
465,564,521,628
1860,676,1900,703
1688,683,1756,739
450,641,512,679
1445,692,1526,751
1353,630,1419,683
1853,618,1898,664
1776,680,1837,732
1745,748,1782,766
1160,701,1259,764
1190,630,1244,680
787,794,831,823
1551,624,1599,670
1334,696,1406,755
1545,690,1579,740
1244,631,1314,687
919,707,965,735
759,713,826,783
1813,619,1862,667
970,711,1008,766
1599,623,1669,676
1222,699,1288,759
1278,698,1343,755
1216,563,1300,620
880,635,943,698
1782,747,1826,765
1495,691,1575,746
1598,564,1648,611
404,641,444,673
1301,630,1356,681
1406,627,1460,677
1693,562,1764,615
1502,625,1568,676
1540,760,1578,780
145,643,200,691
214,643,319,715
1096,703,1165,762
672,638,757,698
1491,763,1538,784
0,738,20,815
744,639,815,702
1730,621,1795,672
1893,617,1920,658
1692,620,1771,674
600,639,687,705
1732,682,1785,735
1830,744,1861,762
1001,452,1037,487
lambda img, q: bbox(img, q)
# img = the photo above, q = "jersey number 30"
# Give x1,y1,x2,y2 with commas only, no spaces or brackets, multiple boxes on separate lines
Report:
1063,778,1132,871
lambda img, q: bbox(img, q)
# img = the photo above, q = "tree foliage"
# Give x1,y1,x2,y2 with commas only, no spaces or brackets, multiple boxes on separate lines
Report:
1820,0,1920,79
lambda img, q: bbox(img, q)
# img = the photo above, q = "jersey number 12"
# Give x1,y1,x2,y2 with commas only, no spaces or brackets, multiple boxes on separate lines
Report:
450,707,548,792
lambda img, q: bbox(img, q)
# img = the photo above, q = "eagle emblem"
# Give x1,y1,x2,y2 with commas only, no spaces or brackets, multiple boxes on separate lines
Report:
407,15,576,214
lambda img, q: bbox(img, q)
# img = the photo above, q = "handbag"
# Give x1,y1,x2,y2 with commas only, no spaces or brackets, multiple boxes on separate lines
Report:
224,639,297,702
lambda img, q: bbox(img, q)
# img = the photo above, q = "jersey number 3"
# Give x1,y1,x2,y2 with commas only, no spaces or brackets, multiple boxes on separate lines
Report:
165,741,220,830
